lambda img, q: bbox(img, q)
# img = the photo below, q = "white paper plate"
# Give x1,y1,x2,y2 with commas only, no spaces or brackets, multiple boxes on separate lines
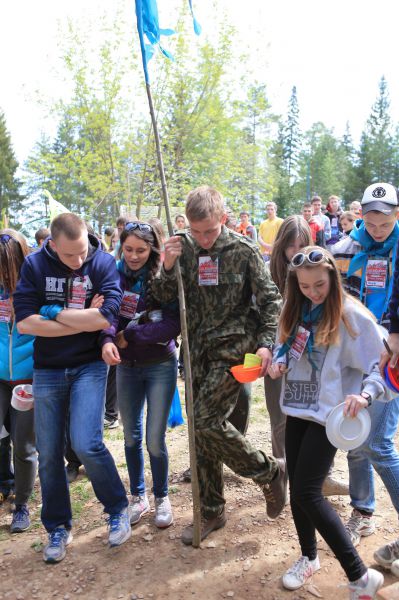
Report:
326,402,371,451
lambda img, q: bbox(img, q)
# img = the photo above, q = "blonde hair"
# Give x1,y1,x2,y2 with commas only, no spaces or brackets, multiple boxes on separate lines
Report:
279,246,356,347
185,186,225,222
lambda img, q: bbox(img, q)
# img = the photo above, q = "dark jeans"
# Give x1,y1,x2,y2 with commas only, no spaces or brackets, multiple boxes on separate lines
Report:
0,432,14,495
285,416,366,582
0,381,37,505
105,365,118,421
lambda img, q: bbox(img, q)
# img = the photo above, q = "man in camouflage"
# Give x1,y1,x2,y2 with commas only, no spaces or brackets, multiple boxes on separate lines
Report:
152,186,285,545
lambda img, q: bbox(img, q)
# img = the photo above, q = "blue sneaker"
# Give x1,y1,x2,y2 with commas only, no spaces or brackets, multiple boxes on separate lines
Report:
107,508,131,547
10,504,30,533
43,527,73,563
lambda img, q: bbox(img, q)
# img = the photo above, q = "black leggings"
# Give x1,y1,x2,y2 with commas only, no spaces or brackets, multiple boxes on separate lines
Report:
285,416,366,582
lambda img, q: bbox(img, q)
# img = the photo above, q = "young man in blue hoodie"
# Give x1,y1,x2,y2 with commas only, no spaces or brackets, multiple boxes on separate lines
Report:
13,213,131,563
331,182,399,555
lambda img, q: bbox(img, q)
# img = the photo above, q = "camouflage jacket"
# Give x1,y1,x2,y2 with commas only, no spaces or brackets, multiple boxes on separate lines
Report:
152,226,282,363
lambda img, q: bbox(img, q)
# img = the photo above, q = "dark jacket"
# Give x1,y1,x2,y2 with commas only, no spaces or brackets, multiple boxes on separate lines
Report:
13,234,122,369
100,261,180,366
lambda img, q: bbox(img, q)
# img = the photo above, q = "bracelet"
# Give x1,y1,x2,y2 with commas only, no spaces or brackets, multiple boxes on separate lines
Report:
360,391,372,407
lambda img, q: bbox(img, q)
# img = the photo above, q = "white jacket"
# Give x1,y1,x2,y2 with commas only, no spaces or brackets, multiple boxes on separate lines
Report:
276,297,393,426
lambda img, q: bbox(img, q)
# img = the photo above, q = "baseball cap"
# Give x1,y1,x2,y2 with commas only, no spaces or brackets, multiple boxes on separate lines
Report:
361,182,399,216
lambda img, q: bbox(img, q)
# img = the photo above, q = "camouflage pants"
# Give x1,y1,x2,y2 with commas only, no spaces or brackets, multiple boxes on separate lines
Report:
192,364,278,518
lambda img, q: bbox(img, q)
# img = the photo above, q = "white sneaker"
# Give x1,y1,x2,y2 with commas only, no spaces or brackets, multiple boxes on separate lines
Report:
282,555,320,590
348,568,384,599
154,496,173,528
129,495,150,525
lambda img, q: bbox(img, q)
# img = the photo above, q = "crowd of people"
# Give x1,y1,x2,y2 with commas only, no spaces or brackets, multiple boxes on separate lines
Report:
1,183,399,599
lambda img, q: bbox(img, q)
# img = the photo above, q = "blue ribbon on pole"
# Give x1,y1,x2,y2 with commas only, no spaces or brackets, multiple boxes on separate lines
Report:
135,0,201,83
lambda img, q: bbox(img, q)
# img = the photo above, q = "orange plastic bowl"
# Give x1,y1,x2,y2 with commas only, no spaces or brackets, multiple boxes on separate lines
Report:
231,364,262,383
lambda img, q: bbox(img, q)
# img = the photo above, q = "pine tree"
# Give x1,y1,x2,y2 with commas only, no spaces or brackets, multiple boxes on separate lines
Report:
283,86,301,179
0,111,22,226
356,76,394,188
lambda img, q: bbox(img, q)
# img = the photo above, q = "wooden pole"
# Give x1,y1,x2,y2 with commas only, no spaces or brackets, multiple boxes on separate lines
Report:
145,82,202,548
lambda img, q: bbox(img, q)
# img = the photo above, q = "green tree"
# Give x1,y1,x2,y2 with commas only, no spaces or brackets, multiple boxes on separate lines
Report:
24,13,141,228
283,86,301,179
0,111,22,226
356,76,395,189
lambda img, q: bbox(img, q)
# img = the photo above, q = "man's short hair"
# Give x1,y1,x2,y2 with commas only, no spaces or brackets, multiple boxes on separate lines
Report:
35,227,50,245
311,195,322,204
50,213,87,241
302,202,312,209
185,186,225,221
239,211,250,217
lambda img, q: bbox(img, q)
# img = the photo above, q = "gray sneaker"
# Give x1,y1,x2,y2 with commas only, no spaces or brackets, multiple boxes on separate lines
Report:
129,495,150,525
154,496,173,528
43,527,73,563
10,504,30,533
345,509,375,547
374,538,399,568
107,507,131,547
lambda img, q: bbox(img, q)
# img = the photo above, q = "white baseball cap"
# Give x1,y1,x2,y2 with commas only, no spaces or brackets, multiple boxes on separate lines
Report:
361,182,399,216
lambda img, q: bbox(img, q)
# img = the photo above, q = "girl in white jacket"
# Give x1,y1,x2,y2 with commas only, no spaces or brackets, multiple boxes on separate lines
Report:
269,246,391,600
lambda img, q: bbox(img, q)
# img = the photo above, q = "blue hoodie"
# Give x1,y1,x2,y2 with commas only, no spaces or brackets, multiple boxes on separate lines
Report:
13,234,122,369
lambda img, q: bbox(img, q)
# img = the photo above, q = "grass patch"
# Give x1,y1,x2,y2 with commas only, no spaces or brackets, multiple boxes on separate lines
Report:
70,480,92,519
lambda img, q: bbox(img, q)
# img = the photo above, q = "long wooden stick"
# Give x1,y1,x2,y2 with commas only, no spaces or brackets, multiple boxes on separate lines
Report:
145,82,201,547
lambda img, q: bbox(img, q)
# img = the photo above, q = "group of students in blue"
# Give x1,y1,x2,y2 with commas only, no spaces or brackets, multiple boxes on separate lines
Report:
1,181,399,599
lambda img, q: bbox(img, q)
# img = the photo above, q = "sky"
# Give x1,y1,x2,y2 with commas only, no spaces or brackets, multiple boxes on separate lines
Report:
1,0,398,166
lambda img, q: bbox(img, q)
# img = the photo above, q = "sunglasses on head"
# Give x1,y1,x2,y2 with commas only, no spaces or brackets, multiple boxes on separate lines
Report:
291,249,328,268
0,234,11,244
125,222,153,234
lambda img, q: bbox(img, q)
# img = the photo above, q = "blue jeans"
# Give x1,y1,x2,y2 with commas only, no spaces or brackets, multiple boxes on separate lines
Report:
348,397,399,515
33,362,128,532
117,358,177,498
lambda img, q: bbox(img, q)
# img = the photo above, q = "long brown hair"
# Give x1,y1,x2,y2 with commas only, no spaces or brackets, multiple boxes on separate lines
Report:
279,246,355,347
0,229,30,294
119,222,161,310
270,216,313,295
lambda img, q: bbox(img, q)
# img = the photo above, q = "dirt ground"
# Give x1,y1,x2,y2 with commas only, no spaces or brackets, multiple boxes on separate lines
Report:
0,379,398,600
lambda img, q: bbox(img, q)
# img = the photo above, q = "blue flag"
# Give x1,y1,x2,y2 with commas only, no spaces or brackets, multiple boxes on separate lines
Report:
135,0,201,83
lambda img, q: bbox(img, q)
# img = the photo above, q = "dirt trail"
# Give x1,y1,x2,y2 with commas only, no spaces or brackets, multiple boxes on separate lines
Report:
0,380,397,599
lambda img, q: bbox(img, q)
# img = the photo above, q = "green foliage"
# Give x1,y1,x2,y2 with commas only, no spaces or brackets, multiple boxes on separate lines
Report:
18,6,399,227
356,76,395,192
0,111,22,226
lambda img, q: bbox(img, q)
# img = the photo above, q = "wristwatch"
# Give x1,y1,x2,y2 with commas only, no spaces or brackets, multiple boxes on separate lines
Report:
360,391,372,406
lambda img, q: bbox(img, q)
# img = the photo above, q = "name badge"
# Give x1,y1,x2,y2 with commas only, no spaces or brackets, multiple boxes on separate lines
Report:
289,325,310,361
0,295,12,323
366,259,387,289
119,291,140,319
69,279,86,309
198,256,219,286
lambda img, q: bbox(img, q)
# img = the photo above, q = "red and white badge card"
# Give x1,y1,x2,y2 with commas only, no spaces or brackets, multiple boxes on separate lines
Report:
0,297,12,323
119,291,140,319
366,259,387,289
289,326,311,361
69,279,86,309
198,256,219,286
